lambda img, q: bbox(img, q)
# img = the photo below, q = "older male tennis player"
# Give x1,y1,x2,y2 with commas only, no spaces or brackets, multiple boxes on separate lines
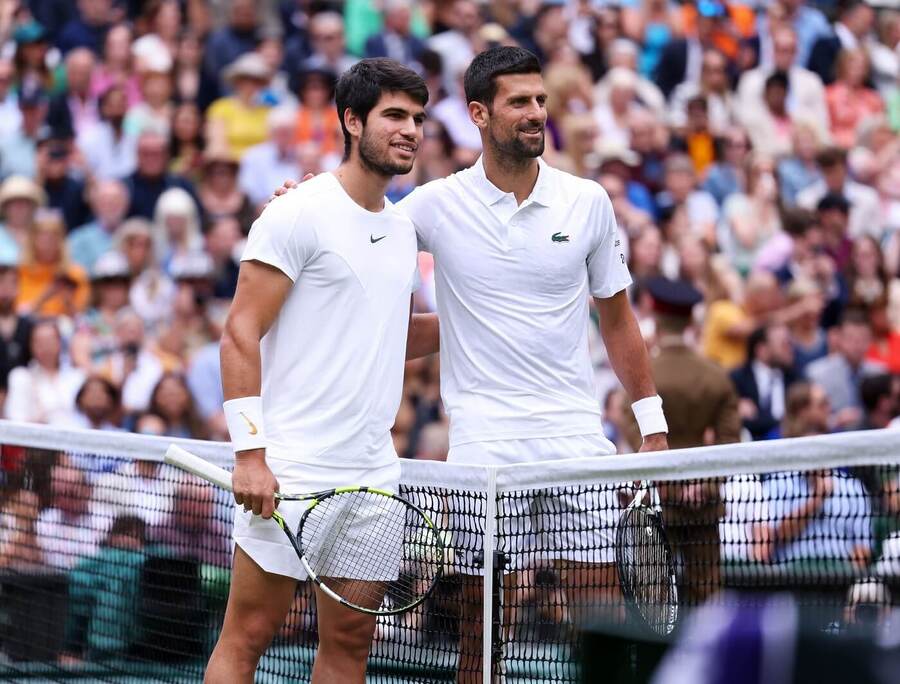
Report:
210,59,438,684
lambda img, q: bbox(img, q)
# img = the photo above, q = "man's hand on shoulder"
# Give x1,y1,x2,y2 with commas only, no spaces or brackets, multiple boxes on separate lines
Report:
265,173,315,207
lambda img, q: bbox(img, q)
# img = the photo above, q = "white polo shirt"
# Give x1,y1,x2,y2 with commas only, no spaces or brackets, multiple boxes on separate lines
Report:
242,173,418,467
399,157,631,448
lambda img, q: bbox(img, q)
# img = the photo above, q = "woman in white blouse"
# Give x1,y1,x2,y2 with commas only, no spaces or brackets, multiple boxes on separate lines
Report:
4,318,85,425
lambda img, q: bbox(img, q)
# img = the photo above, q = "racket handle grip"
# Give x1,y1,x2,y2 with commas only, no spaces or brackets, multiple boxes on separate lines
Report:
165,445,234,492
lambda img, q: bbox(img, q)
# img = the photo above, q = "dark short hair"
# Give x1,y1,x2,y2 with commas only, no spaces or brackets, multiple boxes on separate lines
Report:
463,46,541,108
764,70,789,92
817,191,851,214
816,146,847,169
860,373,892,412
746,326,768,360
839,307,870,328
334,58,428,158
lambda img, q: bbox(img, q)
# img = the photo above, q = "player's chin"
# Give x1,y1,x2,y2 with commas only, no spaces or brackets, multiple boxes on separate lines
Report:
383,156,416,176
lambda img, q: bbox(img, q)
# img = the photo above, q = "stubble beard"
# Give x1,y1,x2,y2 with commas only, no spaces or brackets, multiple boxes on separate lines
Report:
358,127,415,177
487,124,545,169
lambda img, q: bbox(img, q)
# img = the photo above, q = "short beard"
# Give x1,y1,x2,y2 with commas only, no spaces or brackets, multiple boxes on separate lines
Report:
487,124,545,168
358,127,414,177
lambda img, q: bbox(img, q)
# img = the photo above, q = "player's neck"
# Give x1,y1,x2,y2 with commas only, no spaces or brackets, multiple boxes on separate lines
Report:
482,152,540,206
333,161,390,212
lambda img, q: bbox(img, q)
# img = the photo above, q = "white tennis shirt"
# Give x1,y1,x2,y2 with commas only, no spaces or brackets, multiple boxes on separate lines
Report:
241,173,418,467
399,157,632,448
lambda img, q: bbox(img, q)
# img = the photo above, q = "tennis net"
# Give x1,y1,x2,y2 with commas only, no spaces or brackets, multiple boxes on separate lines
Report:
0,420,898,683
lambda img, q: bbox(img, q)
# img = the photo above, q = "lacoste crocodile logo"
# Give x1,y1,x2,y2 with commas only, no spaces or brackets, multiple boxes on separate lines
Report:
551,232,570,243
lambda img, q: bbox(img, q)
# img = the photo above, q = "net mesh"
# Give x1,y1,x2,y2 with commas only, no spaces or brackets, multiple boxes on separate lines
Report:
0,422,898,683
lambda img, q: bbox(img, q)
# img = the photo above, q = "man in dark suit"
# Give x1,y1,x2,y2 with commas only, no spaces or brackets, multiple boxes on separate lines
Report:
625,277,741,605
730,323,799,441
653,1,734,99
806,0,875,85
124,130,199,220
363,0,426,69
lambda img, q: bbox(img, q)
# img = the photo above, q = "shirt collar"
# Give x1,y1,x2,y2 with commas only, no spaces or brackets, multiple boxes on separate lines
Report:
469,156,556,209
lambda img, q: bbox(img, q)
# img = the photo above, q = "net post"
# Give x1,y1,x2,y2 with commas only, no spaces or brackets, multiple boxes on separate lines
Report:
482,466,498,684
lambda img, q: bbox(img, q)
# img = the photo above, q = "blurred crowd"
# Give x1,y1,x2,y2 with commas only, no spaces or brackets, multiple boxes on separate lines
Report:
0,0,898,460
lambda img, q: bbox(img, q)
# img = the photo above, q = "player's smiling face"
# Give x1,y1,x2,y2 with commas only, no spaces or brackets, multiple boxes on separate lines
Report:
356,91,426,177
476,72,547,161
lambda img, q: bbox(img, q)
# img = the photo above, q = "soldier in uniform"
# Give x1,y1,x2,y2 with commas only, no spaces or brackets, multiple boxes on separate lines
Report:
625,276,741,605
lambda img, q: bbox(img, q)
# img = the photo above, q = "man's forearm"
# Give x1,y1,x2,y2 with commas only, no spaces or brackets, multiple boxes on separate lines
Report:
597,293,657,401
406,313,439,360
220,322,262,400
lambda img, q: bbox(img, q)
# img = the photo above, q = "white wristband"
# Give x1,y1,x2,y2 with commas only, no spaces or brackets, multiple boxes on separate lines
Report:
632,395,668,437
223,397,267,453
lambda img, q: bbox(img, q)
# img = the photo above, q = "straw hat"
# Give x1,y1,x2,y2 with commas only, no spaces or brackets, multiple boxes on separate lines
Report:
223,53,272,85
0,176,47,209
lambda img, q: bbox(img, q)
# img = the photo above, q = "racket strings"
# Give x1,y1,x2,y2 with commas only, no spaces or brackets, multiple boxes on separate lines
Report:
617,507,677,635
301,491,443,613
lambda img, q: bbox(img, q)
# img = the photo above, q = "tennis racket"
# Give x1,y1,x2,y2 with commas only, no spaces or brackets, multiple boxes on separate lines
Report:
615,482,679,636
164,445,446,616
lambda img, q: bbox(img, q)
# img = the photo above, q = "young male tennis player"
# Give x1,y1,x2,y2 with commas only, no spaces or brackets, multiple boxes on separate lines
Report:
208,59,438,684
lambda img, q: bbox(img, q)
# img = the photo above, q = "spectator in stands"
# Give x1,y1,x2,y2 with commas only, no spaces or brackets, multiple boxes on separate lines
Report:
204,217,241,299
0,488,42,569
57,0,116,56
67,375,122,431
737,25,829,138
797,147,882,243
197,148,255,229
741,71,796,158
124,58,175,140
4,318,84,425
428,0,479,95
11,20,57,95
47,48,98,139
0,57,20,141
174,30,203,103
293,67,343,163
88,24,139,112
36,459,113,570
239,107,303,209
151,188,203,280
148,372,207,439
70,251,132,372
0,175,45,261
35,134,90,232
718,153,782,276
364,0,426,68
807,0,876,86
124,129,198,221
657,153,719,248
753,385,873,568
186,334,227,441
826,49,885,149
199,0,260,108
76,85,138,181
777,120,825,207
16,209,89,318
62,514,146,663
670,49,736,138
169,102,205,183
730,323,799,441
100,310,163,415
206,52,272,157
153,480,231,567
806,309,886,431
67,180,129,271
860,373,899,430
785,277,828,374
0,83,49,180
0,257,33,399
703,125,751,207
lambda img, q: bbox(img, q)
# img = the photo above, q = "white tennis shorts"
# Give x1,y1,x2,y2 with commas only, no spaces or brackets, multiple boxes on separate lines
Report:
448,433,620,573
233,456,401,581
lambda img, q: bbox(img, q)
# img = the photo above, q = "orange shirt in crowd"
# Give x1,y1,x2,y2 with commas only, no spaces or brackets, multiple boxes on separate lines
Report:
867,332,900,374
295,106,342,157
680,3,756,60
17,263,90,316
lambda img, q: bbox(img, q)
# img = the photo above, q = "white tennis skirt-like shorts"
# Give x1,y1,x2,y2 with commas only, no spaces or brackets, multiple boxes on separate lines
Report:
448,433,621,573
232,456,401,581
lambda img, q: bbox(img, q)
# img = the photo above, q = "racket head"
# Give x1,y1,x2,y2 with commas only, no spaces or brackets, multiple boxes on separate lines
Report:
615,504,679,636
295,487,445,616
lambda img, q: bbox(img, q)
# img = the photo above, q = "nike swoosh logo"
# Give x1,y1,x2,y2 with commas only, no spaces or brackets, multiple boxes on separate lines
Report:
370,235,387,243
239,412,258,435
